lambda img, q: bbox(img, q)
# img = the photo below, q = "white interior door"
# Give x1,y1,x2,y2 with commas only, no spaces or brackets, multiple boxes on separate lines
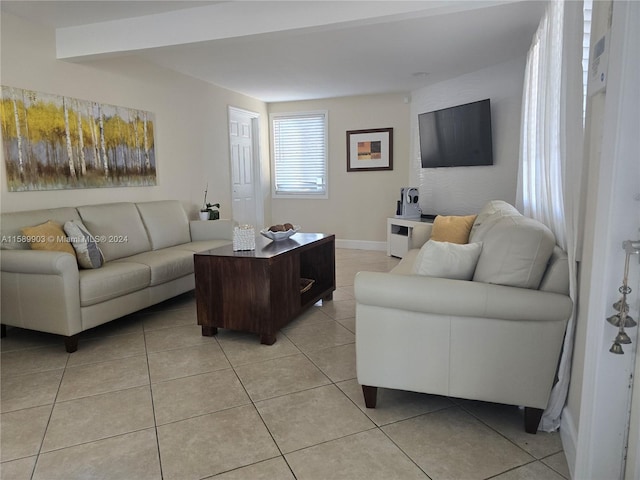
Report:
228,107,260,226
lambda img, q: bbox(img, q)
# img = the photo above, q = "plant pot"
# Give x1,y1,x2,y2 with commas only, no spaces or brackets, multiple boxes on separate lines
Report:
199,211,210,220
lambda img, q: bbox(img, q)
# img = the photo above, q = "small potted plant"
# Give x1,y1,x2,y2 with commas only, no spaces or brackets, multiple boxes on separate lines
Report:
199,185,220,220
200,202,220,220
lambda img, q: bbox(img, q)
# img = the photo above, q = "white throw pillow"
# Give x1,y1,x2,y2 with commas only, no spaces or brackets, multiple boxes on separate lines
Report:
468,200,521,243
63,220,104,269
472,215,555,289
412,240,483,280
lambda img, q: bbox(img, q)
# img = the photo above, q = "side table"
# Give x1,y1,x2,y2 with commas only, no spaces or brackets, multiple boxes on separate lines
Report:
387,217,434,258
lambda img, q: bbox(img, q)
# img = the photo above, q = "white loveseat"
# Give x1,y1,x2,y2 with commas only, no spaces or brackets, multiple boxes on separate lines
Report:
0,200,232,352
355,201,573,433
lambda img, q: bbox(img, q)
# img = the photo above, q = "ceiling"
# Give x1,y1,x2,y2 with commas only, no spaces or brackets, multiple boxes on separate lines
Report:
0,1,547,102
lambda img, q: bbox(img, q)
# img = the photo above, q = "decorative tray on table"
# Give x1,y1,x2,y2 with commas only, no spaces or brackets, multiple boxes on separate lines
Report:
259,224,300,241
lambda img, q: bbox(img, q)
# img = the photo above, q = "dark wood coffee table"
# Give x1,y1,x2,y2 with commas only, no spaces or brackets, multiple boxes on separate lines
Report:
194,233,335,344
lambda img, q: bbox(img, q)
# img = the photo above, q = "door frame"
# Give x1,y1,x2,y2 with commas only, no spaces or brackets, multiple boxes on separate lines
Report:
227,106,264,228
569,1,640,478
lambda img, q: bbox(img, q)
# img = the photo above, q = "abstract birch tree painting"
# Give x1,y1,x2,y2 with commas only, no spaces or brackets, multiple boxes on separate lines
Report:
0,86,157,191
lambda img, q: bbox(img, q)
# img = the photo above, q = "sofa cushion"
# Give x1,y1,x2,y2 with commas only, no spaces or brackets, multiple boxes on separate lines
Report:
539,246,570,295
77,203,151,262
64,220,104,269
1,207,82,250
21,220,76,256
473,215,556,289
430,215,477,244
136,200,191,250
412,240,482,280
79,262,151,307
391,248,420,275
172,239,232,253
113,249,194,286
469,200,521,243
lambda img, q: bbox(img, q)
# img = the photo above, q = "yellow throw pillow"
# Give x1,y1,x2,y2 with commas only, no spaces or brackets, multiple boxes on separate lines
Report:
21,220,76,255
430,215,478,244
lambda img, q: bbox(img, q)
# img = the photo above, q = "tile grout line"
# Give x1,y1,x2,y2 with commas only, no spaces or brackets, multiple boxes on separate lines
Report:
376,428,434,480
28,343,72,480
212,332,299,478
142,320,165,480
540,456,571,479
483,459,540,480
483,457,569,480
457,401,563,461
27,427,161,457
281,425,380,456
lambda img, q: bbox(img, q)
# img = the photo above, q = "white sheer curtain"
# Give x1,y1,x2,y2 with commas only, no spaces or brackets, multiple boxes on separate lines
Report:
517,0,584,432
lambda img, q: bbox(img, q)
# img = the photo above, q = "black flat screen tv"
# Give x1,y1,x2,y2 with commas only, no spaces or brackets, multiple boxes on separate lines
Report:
418,98,493,168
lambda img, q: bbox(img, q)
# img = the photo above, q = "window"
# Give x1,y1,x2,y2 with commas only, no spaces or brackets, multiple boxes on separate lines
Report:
271,111,328,198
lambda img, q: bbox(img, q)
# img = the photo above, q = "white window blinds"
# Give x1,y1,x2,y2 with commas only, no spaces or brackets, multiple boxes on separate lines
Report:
271,111,327,197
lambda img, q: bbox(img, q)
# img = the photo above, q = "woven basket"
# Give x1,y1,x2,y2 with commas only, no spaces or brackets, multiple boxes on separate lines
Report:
233,225,255,251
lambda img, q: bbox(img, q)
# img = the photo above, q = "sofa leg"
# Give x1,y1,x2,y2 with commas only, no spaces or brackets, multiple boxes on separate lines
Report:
0,324,6,338
362,385,378,409
524,407,543,434
64,335,79,353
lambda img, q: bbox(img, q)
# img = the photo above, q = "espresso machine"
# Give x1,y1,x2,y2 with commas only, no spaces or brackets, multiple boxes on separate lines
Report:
395,187,421,218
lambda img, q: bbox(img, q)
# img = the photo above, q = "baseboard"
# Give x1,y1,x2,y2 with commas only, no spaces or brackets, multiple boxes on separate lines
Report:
560,407,578,480
335,239,387,251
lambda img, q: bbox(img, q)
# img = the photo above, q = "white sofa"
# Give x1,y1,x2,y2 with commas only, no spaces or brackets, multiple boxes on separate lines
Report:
0,200,232,352
355,201,573,433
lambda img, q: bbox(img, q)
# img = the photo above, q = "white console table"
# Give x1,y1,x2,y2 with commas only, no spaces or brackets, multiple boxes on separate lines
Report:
387,217,434,258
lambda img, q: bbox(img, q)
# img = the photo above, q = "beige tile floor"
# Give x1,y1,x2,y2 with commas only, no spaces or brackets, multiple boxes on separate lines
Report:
0,248,571,480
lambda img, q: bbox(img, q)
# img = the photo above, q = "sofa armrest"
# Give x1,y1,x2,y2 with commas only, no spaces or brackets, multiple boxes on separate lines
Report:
354,271,572,323
189,220,234,241
411,223,433,249
1,249,78,275
1,250,82,336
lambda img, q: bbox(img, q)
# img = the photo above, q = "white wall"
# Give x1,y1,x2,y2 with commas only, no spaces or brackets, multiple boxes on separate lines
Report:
1,11,410,245
409,57,526,216
268,94,410,245
267,57,526,245
0,12,268,219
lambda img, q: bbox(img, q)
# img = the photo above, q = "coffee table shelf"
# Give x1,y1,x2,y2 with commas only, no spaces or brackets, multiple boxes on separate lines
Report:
194,233,335,344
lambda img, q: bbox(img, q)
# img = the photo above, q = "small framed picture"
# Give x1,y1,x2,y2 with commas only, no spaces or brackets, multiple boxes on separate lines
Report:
346,127,393,172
